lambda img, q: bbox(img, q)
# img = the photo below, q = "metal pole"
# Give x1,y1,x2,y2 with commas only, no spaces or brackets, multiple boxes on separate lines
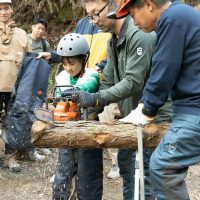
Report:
137,123,145,200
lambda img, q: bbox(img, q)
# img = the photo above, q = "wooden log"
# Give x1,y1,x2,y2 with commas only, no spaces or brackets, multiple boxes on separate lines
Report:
31,120,170,149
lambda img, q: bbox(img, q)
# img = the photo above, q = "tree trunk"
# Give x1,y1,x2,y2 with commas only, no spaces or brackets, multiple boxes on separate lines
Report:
32,121,170,149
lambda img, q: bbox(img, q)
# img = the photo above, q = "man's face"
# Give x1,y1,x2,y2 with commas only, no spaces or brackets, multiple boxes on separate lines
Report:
85,0,114,32
128,1,158,32
31,23,46,40
0,3,12,24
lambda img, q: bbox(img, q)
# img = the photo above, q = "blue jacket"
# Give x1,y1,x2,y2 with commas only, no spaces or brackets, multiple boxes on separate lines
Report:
142,2,200,116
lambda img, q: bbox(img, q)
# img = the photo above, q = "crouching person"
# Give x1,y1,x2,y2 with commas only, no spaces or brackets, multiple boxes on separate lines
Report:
50,33,103,200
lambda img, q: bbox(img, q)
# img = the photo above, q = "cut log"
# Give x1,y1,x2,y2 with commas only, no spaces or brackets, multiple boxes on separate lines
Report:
31,120,170,149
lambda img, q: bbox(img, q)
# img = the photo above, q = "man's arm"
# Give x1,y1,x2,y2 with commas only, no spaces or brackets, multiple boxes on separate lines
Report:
142,22,185,116
100,30,156,103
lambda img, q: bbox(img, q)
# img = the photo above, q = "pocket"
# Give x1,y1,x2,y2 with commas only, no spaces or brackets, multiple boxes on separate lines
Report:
162,127,181,153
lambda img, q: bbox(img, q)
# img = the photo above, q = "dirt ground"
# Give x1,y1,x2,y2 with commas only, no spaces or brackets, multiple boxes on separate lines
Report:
0,148,199,200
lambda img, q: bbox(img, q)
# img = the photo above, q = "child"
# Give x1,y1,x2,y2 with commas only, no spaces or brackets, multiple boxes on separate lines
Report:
52,33,101,200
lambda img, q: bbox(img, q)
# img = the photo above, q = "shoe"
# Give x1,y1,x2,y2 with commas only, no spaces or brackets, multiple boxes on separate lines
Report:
28,150,45,162
107,164,120,179
36,148,52,155
50,174,55,183
4,153,21,173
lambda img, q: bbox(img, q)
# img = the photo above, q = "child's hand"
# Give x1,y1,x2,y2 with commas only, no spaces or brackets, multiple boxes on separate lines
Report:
37,52,51,61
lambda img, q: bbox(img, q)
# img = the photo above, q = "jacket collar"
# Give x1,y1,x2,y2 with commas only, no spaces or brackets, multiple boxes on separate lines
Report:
115,16,131,47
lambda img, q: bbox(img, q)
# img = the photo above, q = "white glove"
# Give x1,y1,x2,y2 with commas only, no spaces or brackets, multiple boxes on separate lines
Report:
119,103,155,125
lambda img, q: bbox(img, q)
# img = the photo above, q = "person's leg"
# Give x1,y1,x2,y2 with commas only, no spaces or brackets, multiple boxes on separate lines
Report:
52,148,76,200
118,148,155,200
2,92,21,172
118,149,135,200
3,92,11,113
150,113,200,200
77,148,103,200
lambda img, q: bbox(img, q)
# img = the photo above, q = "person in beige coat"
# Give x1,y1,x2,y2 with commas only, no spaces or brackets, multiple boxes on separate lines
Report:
0,0,31,172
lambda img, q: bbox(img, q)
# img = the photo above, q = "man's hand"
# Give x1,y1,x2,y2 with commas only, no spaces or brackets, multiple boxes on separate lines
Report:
73,91,98,108
37,52,51,61
119,103,155,125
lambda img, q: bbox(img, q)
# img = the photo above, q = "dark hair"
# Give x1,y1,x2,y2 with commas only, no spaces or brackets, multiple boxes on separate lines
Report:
32,17,48,28
128,0,170,8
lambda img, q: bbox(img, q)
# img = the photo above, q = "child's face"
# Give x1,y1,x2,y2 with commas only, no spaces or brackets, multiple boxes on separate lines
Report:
0,3,12,24
62,57,82,77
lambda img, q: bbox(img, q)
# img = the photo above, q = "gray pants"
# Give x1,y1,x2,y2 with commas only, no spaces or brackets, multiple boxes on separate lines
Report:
150,113,200,200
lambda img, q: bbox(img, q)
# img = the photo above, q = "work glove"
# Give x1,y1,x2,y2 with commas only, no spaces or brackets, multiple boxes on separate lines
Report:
61,87,80,99
119,103,155,125
73,90,109,108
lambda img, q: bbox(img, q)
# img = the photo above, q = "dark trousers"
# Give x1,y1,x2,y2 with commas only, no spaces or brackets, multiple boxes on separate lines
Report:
118,148,155,200
0,92,11,120
0,92,14,154
52,148,103,200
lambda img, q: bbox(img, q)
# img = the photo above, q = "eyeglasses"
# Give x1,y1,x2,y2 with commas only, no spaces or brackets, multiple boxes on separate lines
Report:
87,1,110,22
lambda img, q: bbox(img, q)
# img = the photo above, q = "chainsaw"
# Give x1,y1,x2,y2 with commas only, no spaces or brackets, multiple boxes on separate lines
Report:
34,85,84,125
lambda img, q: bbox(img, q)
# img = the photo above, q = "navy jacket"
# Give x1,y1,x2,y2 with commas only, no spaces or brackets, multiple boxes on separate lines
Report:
142,2,200,116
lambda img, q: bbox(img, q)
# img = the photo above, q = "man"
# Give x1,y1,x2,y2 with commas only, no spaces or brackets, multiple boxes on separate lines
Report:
28,16,50,53
28,16,52,158
72,0,171,199
0,0,31,172
112,0,200,199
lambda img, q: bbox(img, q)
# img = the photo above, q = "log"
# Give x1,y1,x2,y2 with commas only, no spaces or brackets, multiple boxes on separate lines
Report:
31,121,170,149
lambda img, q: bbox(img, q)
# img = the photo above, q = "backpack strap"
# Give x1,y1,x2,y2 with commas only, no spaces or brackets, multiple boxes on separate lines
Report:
41,38,47,52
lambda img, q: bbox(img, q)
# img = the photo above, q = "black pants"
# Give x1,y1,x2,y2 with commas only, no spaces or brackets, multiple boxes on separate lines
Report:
0,92,11,120
0,92,16,154
53,148,103,200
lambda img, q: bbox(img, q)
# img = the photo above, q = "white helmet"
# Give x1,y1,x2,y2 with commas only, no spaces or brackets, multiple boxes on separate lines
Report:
0,0,12,3
57,33,89,57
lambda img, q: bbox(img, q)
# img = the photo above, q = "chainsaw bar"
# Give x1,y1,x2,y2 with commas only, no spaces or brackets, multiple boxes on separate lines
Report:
34,108,67,126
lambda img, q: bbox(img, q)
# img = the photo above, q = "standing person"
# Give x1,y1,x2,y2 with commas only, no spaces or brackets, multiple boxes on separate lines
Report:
74,7,120,180
114,0,200,199
72,0,172,199
40,5,112,200
28,17,50,53
53,33,100,200
0,0,31,172
27,16,51,158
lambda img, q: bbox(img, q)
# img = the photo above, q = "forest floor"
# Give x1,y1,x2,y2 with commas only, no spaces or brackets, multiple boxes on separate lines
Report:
0,146,199,200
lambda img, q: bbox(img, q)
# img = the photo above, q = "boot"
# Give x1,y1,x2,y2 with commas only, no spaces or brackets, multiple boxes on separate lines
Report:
4,152,21,173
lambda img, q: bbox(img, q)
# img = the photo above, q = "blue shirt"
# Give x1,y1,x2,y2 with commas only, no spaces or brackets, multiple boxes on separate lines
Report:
142,1,200,116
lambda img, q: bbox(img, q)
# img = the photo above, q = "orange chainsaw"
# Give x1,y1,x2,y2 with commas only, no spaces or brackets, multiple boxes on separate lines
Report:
34,85,84,125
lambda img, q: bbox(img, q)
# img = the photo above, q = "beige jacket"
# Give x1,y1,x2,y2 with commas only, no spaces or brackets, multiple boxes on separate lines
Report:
0,23,31,92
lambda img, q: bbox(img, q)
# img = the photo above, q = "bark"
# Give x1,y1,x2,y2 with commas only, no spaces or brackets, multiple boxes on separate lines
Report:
32,121,170,149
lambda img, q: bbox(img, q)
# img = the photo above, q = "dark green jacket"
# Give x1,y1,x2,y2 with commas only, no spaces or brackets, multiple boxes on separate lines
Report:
100,17,172,121
100,17,154,116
